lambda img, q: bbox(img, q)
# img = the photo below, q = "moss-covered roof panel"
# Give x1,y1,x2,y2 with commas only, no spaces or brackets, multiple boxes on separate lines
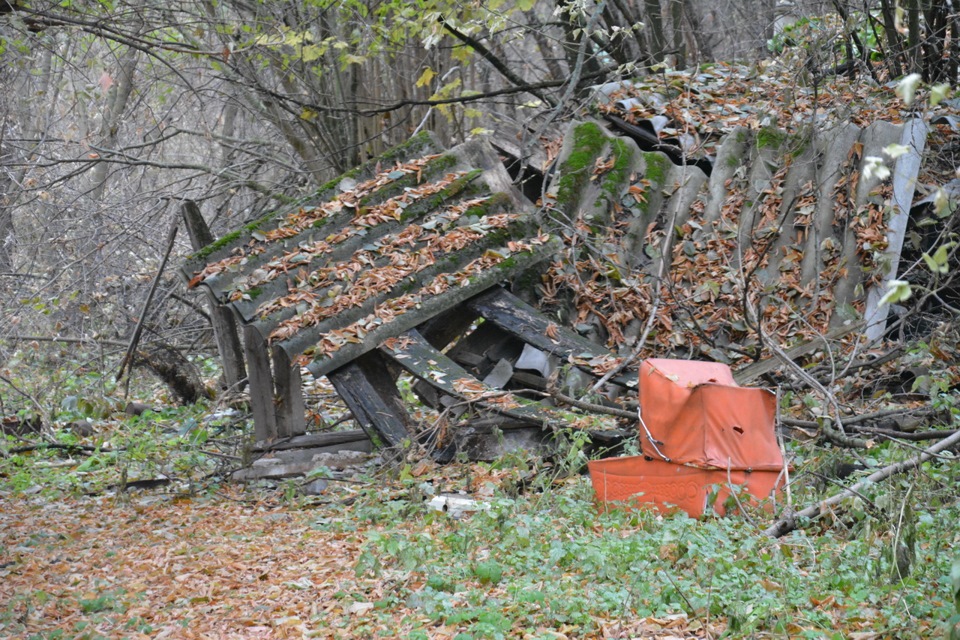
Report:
180,136,554,373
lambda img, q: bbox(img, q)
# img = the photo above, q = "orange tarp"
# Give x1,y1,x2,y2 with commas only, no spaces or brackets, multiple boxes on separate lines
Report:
639,358,783,471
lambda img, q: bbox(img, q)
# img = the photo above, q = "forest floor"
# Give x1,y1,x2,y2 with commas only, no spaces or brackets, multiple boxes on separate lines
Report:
1,457,956,640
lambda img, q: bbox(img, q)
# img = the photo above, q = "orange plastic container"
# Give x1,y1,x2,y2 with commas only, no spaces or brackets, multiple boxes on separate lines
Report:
589,359,786,517
587,455,784,517
638,359,782,471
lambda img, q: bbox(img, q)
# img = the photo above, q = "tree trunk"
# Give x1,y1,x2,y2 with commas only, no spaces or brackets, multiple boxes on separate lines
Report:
88,47,140,203
643,0,668,64
669,0,687,68
525,10,566,81
905,0,922,73
0,137,15,273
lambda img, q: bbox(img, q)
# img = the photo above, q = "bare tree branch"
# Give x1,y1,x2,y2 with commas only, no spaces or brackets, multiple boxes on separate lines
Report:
764,429,960,538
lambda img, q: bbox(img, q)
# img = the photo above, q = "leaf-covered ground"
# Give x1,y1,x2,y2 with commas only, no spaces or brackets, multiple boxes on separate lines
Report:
2,462,957,639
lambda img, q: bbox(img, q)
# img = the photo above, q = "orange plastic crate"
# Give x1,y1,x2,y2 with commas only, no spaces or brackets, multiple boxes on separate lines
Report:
587,455,783,517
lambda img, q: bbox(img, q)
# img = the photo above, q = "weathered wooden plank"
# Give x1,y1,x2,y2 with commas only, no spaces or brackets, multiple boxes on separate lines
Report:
381,330,569,429
406,302,481,406
243,324,277,443
254,429,369,452
232,447,372,481
327,351,413,448
465,287,636,388
181,200,247,390
271,345,306,438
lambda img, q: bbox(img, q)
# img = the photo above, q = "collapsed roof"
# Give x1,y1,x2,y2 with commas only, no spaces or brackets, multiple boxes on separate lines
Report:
180,68,951,454
181,134,556,380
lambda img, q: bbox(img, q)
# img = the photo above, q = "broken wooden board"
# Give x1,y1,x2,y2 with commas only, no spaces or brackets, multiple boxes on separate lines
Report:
327,351,413,448
380,329,591,430
432,319,528,405
233,445,372,482
253,429,370,453
465,287,637,389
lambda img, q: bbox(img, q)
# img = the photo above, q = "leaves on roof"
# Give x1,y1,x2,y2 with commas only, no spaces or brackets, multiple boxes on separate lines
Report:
597,62,918,158
287,234,552,362
188,154,444,289
267,211,525,340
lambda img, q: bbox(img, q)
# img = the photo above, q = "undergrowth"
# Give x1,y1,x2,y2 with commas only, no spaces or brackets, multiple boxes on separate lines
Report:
303,452,960,638
2,344,959,637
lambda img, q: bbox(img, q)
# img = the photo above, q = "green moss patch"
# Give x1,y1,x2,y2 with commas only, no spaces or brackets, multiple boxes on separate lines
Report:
598,138,634,205
554,122,608,215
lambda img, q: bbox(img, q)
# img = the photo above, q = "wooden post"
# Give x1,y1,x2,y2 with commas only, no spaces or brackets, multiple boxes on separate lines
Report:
180,200,247,390
328,351,412,448
243,324,277,443
271,346,306,438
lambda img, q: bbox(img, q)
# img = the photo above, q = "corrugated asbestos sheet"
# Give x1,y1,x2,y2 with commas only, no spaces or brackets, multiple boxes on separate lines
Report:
541,115,926,362
180,134,556,379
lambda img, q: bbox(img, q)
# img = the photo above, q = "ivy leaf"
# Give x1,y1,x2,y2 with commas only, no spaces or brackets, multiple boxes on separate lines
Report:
516,0,536,9
301,44,324,63
878,279,912,306
896,73,923,107
922,242,957,274
931,83,951,107
341,53,367,67
415,67,436,88
472,561,503,584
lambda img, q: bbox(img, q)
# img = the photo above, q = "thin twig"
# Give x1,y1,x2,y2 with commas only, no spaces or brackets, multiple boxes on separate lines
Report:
0,373,47,424
758,329,866,448
781,405,938,429
0,335,128,348
543,389,636,420
440,17,557,107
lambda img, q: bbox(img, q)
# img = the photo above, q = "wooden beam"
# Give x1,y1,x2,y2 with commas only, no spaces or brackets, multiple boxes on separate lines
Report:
181,200,247,390
271,345,306,438
381,330,566,428
465,287,636,388
409,320,524,408
254,429,369,452
242,324,277,443
327,351,413,448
